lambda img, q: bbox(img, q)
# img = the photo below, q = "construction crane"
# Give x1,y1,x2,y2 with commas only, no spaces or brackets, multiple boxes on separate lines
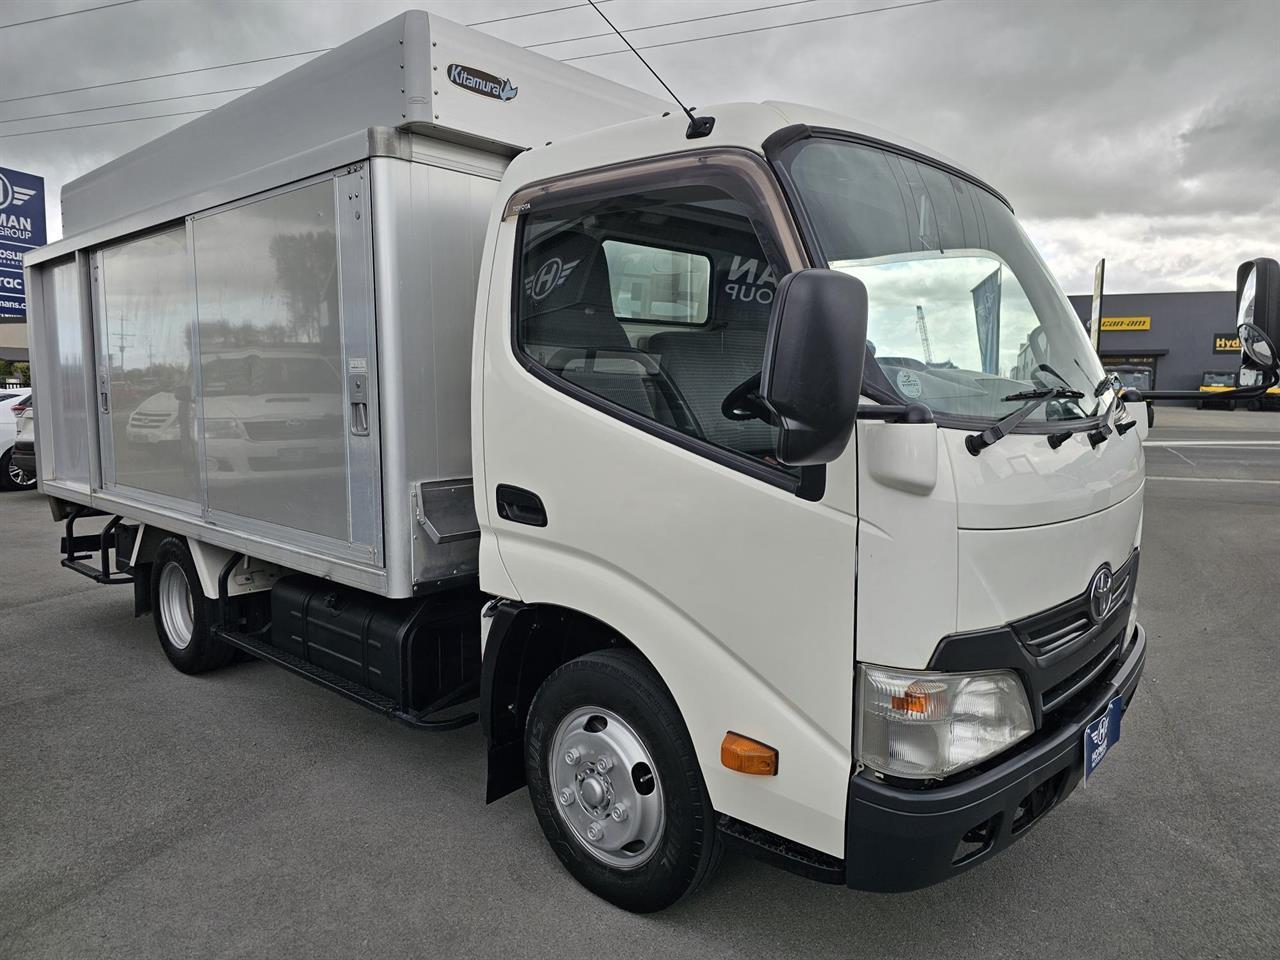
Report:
915,304,933,365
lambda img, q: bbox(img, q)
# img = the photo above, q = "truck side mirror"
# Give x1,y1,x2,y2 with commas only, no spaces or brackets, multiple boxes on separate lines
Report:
1237,258,1280,376
760,269,868,466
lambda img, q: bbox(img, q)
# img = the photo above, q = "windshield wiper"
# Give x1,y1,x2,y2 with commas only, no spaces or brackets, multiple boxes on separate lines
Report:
965,387,1084,456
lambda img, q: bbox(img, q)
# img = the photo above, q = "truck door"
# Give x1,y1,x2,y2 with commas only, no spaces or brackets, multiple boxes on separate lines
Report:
477,153,860,856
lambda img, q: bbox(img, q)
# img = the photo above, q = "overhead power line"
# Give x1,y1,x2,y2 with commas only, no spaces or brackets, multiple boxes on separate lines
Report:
563,0,948,62
527,0,818,49
0,87,253,124
0,108,210,140
0,1,597,107
466,2,595,28
0,48,328,106
0,0,824,113
0,0,142,31
0,0,950,139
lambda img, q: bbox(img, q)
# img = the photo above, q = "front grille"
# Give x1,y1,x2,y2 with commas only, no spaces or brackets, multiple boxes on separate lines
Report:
1041,640,1120,713
247,450,344,472
1022,612,1092,657
129,412,171,427
1011,549,1139,718
242,416,340,441
1015,550,1139,661
927,548,1141,728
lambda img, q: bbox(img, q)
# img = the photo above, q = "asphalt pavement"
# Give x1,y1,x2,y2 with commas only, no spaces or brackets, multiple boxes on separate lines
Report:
2,407,1278,959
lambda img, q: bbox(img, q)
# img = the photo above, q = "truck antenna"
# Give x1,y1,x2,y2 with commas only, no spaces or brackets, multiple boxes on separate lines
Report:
585,0,714,139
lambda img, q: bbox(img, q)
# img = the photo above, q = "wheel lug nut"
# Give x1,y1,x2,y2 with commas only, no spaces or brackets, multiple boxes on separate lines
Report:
586,822,605,842
595,754,613,773
564,747,581,765
559,787,574,805
610,802,629,822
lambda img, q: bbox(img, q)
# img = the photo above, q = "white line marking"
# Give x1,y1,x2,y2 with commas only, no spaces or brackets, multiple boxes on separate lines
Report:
1147,440,1280,448
1166,446,1197,467
1148,475,1280,485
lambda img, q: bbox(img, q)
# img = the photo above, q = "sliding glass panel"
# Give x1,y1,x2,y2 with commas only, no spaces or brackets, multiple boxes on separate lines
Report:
193,180,348,541
42,260,91,484
99,225,201,503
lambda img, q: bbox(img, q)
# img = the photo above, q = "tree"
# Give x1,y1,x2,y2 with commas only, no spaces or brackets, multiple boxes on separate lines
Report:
268,232,338,344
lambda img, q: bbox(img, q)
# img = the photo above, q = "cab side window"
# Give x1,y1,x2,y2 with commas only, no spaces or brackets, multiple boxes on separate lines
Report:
514,186,784,464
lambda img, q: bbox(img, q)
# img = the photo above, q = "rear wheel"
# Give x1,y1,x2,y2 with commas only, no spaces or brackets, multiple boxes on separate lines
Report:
0,448,36,491
524,649,721,913
150,538,233,674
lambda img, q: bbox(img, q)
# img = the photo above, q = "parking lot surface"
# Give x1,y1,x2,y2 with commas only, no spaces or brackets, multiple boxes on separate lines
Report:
2,408,1278,959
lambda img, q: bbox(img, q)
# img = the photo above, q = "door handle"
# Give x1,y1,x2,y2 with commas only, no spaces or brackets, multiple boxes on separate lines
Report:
495,484,547,527
348,371,370,437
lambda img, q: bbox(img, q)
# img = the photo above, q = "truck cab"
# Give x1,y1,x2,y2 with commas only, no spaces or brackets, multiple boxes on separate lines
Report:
474,102,1148,903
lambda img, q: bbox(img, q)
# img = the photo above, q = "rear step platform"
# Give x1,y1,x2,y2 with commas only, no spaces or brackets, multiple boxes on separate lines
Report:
213,625,479,731
60,507,133,585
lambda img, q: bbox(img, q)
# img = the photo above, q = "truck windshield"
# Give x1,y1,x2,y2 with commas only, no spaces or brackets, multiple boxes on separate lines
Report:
778,137,1108,427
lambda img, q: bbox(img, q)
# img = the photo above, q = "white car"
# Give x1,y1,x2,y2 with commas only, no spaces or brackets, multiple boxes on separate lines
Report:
0,389,36,490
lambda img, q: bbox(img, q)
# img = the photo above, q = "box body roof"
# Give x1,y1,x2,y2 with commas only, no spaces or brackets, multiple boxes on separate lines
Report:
60,11,669,237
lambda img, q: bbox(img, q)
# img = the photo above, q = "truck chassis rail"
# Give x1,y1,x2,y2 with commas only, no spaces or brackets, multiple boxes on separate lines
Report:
212,624,479,732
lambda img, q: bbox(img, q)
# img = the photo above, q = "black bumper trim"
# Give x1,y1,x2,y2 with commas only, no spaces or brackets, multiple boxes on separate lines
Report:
846,622,1145,892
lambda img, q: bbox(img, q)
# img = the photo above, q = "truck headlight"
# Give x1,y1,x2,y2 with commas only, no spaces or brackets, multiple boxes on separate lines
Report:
856,664,1034,780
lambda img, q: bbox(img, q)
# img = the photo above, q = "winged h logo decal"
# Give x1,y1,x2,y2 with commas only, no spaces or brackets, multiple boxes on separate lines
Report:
525,257,580,302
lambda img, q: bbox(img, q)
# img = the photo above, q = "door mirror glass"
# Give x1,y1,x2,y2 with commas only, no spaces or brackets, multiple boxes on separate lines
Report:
760,269,868,466
1238,321,1277,373
1236,259,1280,375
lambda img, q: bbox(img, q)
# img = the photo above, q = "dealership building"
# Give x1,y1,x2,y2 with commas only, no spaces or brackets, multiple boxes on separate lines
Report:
1067,289,1240,394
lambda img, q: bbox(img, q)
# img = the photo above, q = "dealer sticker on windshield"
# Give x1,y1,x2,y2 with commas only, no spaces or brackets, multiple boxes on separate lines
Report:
896,369,923,398
1083,696,1124,785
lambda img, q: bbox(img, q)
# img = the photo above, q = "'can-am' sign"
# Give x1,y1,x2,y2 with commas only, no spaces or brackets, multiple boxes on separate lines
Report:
447,64,518,102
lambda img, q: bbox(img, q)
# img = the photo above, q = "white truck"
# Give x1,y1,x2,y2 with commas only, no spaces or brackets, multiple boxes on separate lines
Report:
22,12,1280,912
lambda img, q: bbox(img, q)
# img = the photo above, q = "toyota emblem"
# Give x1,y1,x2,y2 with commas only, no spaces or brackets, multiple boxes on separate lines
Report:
1087,565,1114,623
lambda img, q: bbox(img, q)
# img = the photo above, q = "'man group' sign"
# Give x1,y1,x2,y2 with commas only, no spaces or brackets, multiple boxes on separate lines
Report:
0,167,47,318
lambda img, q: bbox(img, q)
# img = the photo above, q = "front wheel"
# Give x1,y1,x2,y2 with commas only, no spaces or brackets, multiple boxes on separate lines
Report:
524,649,721,913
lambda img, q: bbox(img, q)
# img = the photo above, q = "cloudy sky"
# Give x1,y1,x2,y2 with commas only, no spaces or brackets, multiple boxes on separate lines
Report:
1,0,1277,295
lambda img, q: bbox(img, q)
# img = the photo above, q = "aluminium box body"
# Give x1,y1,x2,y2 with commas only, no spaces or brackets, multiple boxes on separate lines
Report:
23,11,666,597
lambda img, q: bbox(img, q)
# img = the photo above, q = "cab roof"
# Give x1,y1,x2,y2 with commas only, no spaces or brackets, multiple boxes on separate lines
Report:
497,100,1000,209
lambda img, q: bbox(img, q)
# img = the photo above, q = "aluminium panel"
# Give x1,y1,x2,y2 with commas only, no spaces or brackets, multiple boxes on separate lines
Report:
335,166,384,562
370,150,498,594
58,11,666,239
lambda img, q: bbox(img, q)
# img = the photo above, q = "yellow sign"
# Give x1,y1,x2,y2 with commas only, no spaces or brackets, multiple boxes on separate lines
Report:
1214,334,1241,353
1100,316,1151,332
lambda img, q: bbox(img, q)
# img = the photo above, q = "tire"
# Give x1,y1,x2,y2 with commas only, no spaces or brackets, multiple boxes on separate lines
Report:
524,649,722,913
0,447,36,491
150,538,233,674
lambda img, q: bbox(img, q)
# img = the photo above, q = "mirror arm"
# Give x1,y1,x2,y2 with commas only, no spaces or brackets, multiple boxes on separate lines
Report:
1139,374,1278,402
856,402,934,424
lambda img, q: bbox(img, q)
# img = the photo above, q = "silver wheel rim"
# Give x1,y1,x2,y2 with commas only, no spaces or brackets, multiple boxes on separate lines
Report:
7,459,30,486
158,563,195,650
549,706,665,870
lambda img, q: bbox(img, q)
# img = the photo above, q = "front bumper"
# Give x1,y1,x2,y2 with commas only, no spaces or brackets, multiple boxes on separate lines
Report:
845,622,1146,892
